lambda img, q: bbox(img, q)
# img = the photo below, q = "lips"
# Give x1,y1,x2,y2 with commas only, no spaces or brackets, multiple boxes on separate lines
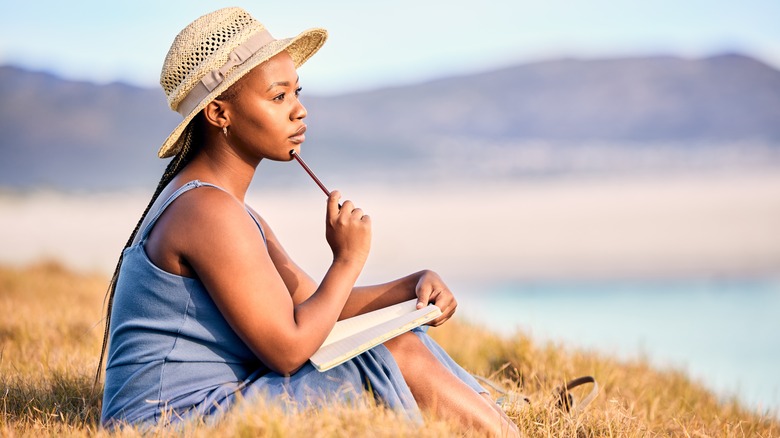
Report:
289,124,307,144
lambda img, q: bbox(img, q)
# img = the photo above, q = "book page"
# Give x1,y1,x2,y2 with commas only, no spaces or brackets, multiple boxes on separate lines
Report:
321,299,421,347
310,300,441,371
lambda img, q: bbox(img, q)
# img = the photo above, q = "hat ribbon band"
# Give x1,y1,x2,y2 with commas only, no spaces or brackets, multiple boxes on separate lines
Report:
177,29,275,117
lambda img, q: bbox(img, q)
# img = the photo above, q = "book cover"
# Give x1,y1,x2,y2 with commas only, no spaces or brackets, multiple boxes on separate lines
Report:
310,299,442,372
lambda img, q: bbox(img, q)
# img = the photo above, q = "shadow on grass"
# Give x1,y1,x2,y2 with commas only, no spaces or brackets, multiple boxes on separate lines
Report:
1,370,102,429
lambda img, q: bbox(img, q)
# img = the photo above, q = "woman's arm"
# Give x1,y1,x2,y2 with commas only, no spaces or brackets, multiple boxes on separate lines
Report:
255,211,457,326
253,208,458,327
342,270,458,327
160,189,369,375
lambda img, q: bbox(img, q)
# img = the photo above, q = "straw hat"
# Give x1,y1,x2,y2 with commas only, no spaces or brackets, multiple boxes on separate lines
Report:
157,7,327,158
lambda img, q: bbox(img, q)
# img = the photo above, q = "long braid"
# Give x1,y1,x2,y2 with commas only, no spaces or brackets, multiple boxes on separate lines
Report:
95,123,199,386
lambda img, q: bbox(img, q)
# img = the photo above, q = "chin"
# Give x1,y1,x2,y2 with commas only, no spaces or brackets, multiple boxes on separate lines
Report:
264,150,295,162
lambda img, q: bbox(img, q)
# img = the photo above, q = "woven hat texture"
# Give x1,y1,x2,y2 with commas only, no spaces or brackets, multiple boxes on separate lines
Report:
157,7,327,158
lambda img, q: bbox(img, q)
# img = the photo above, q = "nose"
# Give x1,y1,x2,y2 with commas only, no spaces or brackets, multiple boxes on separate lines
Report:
291,99,307,121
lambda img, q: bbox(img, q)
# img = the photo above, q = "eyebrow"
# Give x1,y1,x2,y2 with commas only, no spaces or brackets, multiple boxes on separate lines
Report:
266,76,300,92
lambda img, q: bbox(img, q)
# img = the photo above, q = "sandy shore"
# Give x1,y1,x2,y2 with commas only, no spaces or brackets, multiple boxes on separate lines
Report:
1,171,778,284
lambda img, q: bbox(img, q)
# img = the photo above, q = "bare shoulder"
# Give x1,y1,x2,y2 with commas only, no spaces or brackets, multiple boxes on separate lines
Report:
145,186,267,277
171,185,247,227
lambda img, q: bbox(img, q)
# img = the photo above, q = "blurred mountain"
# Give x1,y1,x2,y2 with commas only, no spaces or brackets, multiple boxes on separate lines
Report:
0,66,173,190
2,53,779,190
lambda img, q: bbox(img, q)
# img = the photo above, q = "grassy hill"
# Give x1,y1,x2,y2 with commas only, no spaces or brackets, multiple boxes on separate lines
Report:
1,262,777,436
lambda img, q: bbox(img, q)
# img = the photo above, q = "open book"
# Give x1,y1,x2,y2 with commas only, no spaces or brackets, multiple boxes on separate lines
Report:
309,299,442,372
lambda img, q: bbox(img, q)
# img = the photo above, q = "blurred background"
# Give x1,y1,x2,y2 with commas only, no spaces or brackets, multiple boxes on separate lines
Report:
1,0,778,416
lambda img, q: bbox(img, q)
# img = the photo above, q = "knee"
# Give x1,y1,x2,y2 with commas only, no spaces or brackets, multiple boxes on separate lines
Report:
384,331,419,354
384,332,432,370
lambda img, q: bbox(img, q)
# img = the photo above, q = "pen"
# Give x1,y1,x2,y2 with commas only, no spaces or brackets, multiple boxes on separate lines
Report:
290,149,333,198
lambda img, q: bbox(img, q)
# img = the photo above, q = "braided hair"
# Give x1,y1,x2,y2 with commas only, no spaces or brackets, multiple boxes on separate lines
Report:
95,118,203,386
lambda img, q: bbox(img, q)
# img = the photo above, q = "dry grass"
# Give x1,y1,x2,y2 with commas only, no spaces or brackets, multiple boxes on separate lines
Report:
1,262,777,437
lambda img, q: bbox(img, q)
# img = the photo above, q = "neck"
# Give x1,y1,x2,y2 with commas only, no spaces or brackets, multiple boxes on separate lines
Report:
177,136,259,203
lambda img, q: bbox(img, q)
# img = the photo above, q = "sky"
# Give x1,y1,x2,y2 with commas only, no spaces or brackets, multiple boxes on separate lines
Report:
1,0,779,95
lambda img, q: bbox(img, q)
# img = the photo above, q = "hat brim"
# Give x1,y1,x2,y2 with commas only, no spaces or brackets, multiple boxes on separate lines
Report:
157,27,327,159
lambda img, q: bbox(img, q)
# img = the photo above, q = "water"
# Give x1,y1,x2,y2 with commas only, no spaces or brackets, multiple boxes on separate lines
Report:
456,279,780,417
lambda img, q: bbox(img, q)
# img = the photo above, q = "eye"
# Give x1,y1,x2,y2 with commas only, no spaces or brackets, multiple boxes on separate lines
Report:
273,92,286,102
295,86,303,97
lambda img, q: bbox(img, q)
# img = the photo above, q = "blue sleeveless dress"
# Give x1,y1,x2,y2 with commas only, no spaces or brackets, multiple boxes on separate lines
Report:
101,180,485,428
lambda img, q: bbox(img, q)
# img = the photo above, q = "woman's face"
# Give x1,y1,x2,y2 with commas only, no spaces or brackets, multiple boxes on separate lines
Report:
224,51,307,161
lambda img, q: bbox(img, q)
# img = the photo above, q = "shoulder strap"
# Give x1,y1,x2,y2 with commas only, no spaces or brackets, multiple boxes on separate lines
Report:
246,209,267,245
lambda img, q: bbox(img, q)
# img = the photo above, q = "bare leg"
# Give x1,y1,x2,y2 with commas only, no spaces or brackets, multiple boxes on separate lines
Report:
482,393,520,432
384,332,520,437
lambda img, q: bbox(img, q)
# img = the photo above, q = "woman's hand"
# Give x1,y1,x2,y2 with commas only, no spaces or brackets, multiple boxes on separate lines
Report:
325,190,371,266
414,270,457,326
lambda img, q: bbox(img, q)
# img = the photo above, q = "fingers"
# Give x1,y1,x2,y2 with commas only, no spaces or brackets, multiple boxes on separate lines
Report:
327,190,342,218
428,289,457,326
325,190,371,264
416,271,457,326
415,270,440,309
416,282,432,309
327,191,370,222
334,202,370,224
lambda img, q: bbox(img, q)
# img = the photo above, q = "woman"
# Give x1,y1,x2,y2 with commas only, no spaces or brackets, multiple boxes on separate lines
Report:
98,7,518,436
